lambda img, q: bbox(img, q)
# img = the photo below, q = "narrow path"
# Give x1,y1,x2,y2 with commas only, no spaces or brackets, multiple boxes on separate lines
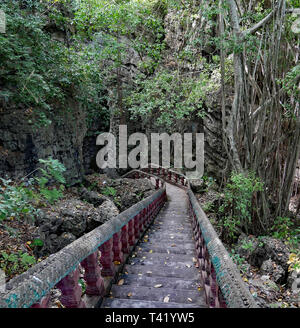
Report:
101,183,207,308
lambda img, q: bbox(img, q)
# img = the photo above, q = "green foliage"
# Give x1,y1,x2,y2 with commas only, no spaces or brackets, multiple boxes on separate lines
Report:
35,157,66,204
219,171,264,243
271,217,300,249
74,0,165,74
0,178,38,222
0,0,109,128
229,249,248,275
0,251,36,277
0,157,66,222
127,68,216,131
101,186,117,198
279,64,300,99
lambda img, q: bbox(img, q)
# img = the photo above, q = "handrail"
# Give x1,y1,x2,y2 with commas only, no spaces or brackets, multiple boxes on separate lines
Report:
141,164,258,308
0,170,166,308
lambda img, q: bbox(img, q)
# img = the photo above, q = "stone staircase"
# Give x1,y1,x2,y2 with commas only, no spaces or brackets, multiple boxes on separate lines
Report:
101,183,208,308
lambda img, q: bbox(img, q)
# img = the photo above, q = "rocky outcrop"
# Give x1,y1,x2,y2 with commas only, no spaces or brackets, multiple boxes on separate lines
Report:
84,174,156,212
0,100,88,184
34,197,119,256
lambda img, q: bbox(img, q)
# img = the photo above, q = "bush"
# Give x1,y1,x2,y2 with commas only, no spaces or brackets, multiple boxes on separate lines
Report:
0,157,66,221
219,171,264,243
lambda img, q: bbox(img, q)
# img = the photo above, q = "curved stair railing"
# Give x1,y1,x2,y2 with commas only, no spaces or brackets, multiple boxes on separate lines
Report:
139,165,258,308
0,170,166,308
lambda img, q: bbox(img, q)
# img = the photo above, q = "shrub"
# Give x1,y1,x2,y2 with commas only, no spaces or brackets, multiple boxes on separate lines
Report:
219,171,264,243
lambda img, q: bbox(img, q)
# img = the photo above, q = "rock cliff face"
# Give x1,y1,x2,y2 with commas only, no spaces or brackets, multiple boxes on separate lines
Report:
0,5,229,184
0,99,89,184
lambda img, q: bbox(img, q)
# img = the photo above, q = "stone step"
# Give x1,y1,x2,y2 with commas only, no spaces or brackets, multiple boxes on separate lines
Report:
145,234,194,243
134,244,196,255
109,285,206,305
116,274,200,290
101,298,207,308
139,240,195,250
130,251,198,264
124,264,200,279
127,258,197,270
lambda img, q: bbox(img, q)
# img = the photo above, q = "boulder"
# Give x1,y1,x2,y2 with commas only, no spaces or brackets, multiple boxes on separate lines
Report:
260,259,285,284
86,199,120,232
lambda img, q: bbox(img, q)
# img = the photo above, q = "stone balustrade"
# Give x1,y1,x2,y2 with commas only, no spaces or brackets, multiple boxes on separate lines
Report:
0,171,166,308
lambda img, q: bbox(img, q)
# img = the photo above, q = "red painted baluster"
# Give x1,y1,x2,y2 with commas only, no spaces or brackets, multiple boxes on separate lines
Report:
168,171,172,181
140,209,146,232
99,238,115,277
121,224,130,254
134,214,140,239
31,294,51,308
56,267,86,308
181,177,184,185
175,174,178,184
128,218,135,246
147,204,152,224
81,251,105,296
112,232,124,263
156,178,159,189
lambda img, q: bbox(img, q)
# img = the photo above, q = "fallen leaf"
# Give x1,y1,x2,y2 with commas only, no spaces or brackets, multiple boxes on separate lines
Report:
127,292,132,297
163,296,170,303
187,298,193,302
171,244,176,247
114,261,121,265
149,250,153,253
186,264,192,268
154,284,163,288
146,271,152,274
117,279,124,286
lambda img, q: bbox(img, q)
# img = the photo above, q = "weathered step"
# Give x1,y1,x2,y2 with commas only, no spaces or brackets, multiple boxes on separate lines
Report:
116,274,200,290
124,264,200,279
145,234,194,242
143,240,195,249
151,220,192,231
109,285,206,305
148,227,193,234
130,251,197,264
134,244,196,255
145,234,194,243
101,298,207,308
128,258,196,270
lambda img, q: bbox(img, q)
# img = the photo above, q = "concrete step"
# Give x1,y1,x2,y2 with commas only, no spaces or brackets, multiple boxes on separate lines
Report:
127,256,197,270
134,244,196,255
124,264,200,279
138,240,195,250
116,274,200,290
101,298,207,308
109,285,206,305
132,251,197,263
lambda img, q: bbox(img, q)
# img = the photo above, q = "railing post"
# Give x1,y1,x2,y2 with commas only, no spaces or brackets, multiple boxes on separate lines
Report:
128,218,135,246
181,176,185,185
81,250,105,296
156,178,159,189
112,232,124,263
121,224,130,254
56,267,86,308
31,294,50,308
99,238,115,277
134,214,140,239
